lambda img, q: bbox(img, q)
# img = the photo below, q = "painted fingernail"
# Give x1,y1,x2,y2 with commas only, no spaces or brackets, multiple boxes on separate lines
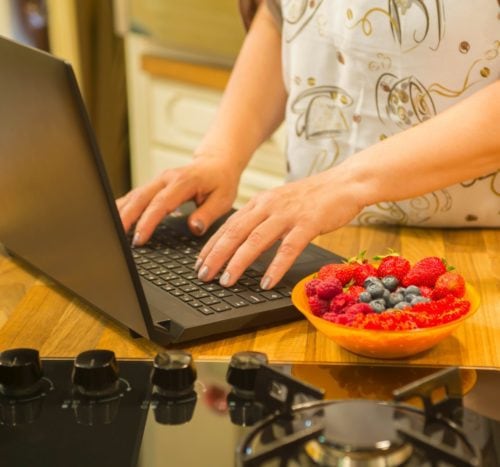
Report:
260,275,272,290
132,231,141,246
194,257,203,271
219,271,231,287
198,265,209,281
191,219,205,235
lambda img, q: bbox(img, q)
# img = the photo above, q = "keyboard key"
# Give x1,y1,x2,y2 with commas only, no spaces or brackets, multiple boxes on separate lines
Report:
200,296,221,306
168,289,184,297
238,291,266,304
213,289,233,298
170,279,189,287
160,273,179,282
212,303,231,313
238,277,257,287
191,290,209,300
260,290,283,300
198,306,215,315
276,287,292,297
202,283,222,292
224,296,249,308
179,294,193,302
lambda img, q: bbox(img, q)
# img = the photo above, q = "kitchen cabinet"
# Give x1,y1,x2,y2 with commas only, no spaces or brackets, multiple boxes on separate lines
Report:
124,32,286,207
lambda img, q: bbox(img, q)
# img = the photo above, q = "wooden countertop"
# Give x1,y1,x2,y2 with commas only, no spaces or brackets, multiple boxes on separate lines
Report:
0,225,498,368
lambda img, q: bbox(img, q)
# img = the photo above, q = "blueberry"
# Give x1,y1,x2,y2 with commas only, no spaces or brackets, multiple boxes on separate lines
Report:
366,282,385,298
381,275,399,291
388,292,405,307
405,285,421,296
394,301,411,310
410,296,430,305
359,291,372,303
382,289,391,305
405,293,417,303
363,276,382,288
369,298,386,313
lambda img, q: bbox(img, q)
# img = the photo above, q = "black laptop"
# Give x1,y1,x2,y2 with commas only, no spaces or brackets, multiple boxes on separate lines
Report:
0,36,343,345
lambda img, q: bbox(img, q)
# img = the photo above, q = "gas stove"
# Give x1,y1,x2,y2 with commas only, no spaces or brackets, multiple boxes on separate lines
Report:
0,349,498,467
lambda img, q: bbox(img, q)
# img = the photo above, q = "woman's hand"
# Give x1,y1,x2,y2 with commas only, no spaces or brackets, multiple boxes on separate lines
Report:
195,168,365,290
117,155,241,245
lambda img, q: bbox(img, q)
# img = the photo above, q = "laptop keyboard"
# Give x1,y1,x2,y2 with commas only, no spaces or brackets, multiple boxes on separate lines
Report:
131,225,291,316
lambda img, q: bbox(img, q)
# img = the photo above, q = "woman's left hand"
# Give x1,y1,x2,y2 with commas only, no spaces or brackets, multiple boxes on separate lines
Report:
195,169,364,289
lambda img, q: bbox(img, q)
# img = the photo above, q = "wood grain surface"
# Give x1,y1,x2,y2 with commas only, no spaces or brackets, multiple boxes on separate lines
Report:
0,225,498,368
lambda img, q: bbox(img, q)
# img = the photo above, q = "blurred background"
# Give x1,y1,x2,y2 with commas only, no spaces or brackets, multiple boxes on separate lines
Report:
0,0,285,206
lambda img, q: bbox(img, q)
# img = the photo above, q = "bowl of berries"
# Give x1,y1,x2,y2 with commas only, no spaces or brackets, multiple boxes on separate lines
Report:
291,253,480,359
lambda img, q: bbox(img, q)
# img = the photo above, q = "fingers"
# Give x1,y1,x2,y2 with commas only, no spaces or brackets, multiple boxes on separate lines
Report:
259,228,313,289
117,180,165,232
133,181,196,245
217,218,288,287
187,191,235,236
196,204,316,289
196,205,267,281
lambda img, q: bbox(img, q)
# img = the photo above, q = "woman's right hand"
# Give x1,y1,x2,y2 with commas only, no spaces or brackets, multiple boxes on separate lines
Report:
116,155,241,246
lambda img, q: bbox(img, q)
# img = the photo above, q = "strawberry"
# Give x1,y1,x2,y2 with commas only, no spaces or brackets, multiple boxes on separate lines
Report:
346,285,365,299
376,255,411,282
431,272,466,300
317,262,358,285
352,263,378,286
402,257,447,288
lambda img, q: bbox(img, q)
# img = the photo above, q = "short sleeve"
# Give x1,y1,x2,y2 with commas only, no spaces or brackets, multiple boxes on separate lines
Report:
238,0,282,31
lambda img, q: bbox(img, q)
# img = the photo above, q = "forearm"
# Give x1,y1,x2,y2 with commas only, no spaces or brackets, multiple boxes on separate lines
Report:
338,80,500,208
195,1,286,173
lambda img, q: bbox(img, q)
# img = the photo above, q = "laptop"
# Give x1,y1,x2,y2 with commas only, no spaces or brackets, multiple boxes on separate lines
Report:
0,36,344,345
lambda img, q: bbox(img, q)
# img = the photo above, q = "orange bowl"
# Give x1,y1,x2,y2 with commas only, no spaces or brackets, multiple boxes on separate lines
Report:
291,274,480,359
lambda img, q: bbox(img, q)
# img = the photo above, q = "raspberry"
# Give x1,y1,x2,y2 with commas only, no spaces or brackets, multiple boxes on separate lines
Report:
316,278,343,300
403,257,447,288
329,293,357,314
307,295,330,316
305,278,322,297
345,303,372,315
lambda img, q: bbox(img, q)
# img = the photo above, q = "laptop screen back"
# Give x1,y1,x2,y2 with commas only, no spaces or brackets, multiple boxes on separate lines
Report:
0,37,151,336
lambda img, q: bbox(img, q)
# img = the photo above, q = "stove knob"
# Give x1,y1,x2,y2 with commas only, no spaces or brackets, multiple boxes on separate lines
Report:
226,351,268,395
153,393,197,425
72,350,120,397
0,348,43,397
151,350,196,397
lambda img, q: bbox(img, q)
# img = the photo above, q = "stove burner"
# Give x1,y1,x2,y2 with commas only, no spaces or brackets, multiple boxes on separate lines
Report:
304,400,413,466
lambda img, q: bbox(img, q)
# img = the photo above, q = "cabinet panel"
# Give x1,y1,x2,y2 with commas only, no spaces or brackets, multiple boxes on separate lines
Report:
150,79,220,151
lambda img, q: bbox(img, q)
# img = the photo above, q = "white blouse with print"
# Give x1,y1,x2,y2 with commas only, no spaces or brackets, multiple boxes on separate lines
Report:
241,0,500,226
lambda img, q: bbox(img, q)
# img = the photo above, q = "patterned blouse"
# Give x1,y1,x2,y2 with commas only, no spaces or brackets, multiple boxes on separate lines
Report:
239,0,500,227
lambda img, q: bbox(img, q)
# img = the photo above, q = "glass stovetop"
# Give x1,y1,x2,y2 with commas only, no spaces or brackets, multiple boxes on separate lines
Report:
0,355,499,467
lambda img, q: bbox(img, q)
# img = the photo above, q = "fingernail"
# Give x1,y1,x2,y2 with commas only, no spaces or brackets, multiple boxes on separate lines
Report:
194,257,203,271
132,231,141,246
198,265,209,281
260,275,272,290
191,219,205,235
219,271,231,287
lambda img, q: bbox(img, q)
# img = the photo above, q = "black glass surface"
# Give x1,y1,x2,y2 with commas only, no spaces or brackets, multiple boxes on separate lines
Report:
0,358,498,467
